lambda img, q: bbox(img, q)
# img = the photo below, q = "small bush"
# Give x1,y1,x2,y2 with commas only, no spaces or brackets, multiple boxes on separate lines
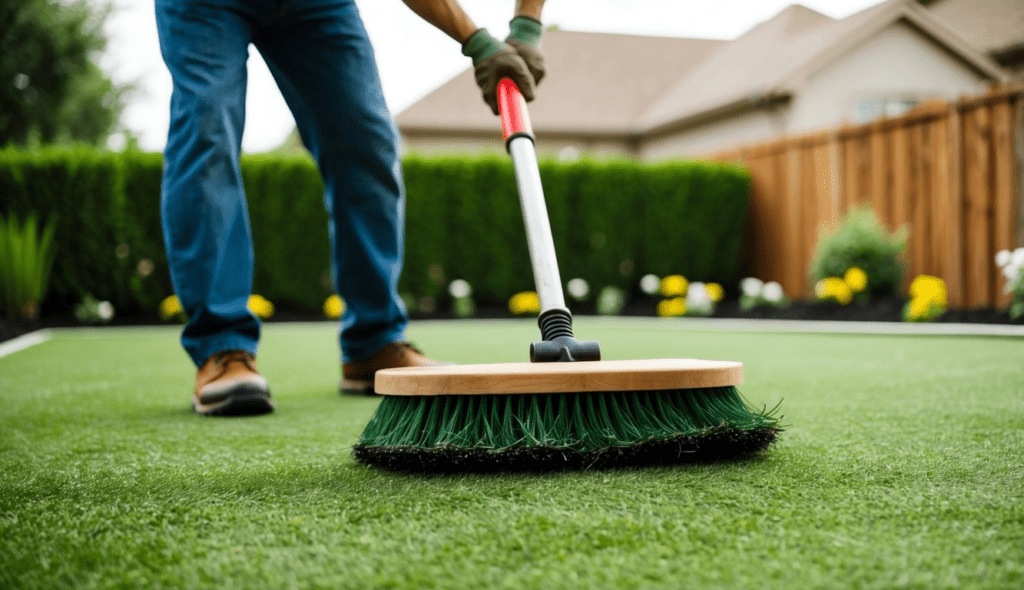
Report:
808,206,907,297
0,212,58,320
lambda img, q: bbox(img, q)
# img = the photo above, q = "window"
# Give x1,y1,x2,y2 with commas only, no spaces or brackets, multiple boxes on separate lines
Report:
852,97,918,123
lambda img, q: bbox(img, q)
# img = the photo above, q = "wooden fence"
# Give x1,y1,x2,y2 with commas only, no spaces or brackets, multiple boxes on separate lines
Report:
714,84,1023,308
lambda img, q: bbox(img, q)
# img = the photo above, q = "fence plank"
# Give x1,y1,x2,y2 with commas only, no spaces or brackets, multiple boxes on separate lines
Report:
801,145,820,295
991,99,1017,306
890,124,912,289
745,154,784,285
870,125,892,227
811,139,836,254
783,144,805,296
911,122,932,279
828,132,843,226
852,132,871,208
963,106,994,307
712,85,1021,307
940,108,965,307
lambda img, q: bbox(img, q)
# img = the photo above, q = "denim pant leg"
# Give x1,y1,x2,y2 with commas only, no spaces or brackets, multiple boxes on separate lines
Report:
155,1,262,367
254,0,408,363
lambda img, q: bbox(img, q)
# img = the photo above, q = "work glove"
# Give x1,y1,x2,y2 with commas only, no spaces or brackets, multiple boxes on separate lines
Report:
505,16,545,85
462,28,535,115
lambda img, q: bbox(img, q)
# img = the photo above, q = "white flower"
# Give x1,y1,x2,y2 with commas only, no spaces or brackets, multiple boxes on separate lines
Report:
740,277,764,298
448,279,471,299
97,301,115,321
597,286,626,316
686,282,709,304
996,249,1013,268
1013,248,1024,267
1004,262,1023,282
639,274,660,295
762,281,784,303
686,282,713,315
567,278,590,300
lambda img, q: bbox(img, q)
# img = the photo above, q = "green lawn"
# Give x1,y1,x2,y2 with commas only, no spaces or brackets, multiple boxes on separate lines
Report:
1,319,1022,589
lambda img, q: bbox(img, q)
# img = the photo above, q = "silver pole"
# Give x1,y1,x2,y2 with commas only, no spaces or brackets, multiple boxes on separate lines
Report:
508,136,567,315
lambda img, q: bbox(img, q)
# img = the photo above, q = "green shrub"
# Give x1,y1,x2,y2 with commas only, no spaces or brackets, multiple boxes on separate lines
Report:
118,150,170,314
241,154,331,311
808,205,907,297
0,212,57,320
0,149,751,317
0,147,132,313
641,161,750,282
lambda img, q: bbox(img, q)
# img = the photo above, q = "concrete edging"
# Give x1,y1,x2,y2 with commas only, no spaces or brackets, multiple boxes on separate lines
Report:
0,329,53,359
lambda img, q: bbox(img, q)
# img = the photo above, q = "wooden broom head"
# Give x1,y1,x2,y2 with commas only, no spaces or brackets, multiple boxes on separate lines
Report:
374,358,743,396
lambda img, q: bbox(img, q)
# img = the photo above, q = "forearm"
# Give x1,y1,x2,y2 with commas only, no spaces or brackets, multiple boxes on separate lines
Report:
401,0,478,43
407,0,547,114
514,0,544,21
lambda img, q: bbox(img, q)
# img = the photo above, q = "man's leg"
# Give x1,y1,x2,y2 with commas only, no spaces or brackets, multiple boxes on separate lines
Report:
254,0,409,363
156,0,272,414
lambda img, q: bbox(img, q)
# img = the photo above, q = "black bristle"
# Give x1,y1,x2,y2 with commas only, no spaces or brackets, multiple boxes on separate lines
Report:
353,426,779,473
353,386,781,473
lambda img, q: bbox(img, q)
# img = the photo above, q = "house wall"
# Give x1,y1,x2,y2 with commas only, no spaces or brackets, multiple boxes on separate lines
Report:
639,108,789,161
637,20,993,161
788,21,991,133
400,133,637,161
400,134,503,157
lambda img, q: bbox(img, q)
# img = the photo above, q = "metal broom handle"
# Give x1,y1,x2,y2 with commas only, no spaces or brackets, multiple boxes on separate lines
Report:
497,79,600,362
497,79,567,317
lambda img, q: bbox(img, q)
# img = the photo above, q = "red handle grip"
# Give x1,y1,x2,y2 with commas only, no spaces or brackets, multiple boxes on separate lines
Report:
497,79,533,143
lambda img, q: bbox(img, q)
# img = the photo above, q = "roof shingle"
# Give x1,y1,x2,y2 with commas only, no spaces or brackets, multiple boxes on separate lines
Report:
395,30,727,135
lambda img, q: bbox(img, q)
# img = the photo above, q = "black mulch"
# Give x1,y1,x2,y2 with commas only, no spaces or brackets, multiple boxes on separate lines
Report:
1,297,1018,346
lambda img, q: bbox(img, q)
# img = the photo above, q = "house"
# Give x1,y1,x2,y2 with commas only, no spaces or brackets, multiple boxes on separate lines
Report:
394,0,1011,160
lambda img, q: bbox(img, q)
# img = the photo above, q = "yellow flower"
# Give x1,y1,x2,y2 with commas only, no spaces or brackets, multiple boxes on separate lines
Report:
247,294,274,319
159,295,183,320
907,296,931,321
909,275,943,299
815,277,853,305
657,297,687,317
508,291,540,315
659,275,689,297
905,275,947,321
844,267,868,293
323,294,345,319
705,282,724,303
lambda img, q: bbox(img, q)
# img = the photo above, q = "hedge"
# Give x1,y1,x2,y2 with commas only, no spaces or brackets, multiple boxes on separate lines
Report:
0,148,750,318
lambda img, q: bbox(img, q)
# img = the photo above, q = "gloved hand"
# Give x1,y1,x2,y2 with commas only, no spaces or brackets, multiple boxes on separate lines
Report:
505,16,545,85
462,28,535,115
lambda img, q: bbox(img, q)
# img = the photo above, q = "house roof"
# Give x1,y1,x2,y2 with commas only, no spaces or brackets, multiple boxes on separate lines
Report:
396,0,1007,139
641,0,1007,134
922,0,1024,57
394,30,727,136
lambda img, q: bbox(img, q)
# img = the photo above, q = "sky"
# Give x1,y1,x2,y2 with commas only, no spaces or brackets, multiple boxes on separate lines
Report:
98,0,886,153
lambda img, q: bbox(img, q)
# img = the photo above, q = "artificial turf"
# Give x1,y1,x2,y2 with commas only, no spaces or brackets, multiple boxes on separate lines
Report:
1,318,1022,589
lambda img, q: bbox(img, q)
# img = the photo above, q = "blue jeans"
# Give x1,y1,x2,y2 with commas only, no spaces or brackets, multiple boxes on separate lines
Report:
156,0,408,366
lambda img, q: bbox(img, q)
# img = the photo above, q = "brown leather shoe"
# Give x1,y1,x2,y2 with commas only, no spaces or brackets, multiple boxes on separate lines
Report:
341,342,449,395
193,350,273,416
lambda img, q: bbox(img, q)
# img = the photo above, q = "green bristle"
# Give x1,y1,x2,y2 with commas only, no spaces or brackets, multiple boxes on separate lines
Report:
353,387,781,472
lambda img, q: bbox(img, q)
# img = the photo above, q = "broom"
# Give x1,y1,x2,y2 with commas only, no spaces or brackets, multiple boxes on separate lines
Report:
352,80,781,472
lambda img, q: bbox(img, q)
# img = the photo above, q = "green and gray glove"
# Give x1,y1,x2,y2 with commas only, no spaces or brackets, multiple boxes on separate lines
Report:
505,16,545,85
462,28,535,115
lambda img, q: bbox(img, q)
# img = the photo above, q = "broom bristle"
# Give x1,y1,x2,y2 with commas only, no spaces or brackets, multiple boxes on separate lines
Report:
353,387,781,472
